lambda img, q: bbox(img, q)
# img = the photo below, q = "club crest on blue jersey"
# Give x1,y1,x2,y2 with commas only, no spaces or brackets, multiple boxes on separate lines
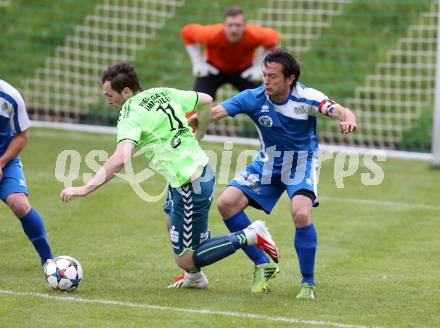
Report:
258,115,273,128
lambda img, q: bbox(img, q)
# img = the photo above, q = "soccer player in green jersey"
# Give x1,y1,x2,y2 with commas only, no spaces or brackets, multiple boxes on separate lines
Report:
60,63,279,288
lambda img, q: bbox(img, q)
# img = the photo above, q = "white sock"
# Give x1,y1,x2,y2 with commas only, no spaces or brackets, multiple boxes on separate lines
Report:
243,226,257,245
256,262,269,268
185,271,203,281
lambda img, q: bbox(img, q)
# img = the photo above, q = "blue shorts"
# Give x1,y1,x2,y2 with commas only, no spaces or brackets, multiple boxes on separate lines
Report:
0,156,28,202
164,165,215,255
229,152,319,214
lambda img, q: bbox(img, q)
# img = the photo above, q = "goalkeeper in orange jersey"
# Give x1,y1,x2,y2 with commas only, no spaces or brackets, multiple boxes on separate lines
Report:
180,6,280,100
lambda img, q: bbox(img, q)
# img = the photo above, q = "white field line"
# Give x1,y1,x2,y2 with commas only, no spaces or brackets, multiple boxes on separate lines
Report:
0,289,379,328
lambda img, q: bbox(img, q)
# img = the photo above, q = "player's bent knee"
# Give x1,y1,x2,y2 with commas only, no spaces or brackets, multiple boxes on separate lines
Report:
292,209,312,227
10,203,31,218
11,203,31,218
217,189,248,218
216,197,230,215
217,199,241,219
6,194,31,218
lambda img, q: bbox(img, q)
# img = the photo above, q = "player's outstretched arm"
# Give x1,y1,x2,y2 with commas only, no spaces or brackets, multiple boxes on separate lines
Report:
194,92,213,141
60,141,135,202
186,103,227,132
333,105,357,134
211,104,229,121
320,101,357,134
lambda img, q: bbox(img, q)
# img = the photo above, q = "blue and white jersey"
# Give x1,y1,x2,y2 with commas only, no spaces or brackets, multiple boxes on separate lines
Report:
222,83,330,169
0,79,31,156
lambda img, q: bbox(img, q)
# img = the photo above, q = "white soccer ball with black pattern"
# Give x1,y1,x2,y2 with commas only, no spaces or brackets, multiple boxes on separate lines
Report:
43,256,83,291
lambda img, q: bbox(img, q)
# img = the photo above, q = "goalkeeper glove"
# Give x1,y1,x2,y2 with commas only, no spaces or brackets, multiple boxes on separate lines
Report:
186,44,219,77
240,47,274,82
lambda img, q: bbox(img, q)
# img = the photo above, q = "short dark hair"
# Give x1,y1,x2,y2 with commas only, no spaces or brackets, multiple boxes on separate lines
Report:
263,48,301,87
224,6,244,19
101,63,142,93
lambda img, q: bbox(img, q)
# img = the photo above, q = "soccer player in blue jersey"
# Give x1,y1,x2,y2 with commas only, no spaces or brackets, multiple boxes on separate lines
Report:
0,79,53,266
211,48,357,298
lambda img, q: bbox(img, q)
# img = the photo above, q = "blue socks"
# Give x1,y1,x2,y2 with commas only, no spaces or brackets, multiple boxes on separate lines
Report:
20,208,53,265
193,231,247,268
224,211,269,265
294,224,317,285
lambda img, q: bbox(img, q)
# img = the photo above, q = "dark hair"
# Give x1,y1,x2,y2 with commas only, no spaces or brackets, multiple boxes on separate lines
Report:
101,63,142,93
263,48,300,87
224,6,244,19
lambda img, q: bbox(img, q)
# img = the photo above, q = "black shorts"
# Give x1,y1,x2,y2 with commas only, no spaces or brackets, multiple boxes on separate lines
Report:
193,68,260,100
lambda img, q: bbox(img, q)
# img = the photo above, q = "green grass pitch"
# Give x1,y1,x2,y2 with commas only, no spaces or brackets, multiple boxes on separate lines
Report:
1,127,439,327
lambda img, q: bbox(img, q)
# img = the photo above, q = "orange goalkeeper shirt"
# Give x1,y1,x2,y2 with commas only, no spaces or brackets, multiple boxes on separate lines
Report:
181,23,279,73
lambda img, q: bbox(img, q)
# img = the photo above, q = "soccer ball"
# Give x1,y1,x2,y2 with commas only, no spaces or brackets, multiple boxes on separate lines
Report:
43,256,83,291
